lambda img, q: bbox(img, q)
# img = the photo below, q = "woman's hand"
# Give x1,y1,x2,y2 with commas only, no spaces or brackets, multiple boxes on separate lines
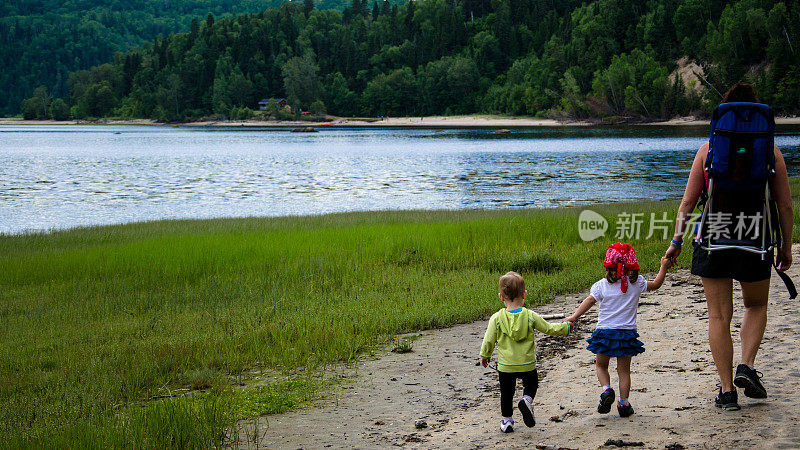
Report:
665,241,682,264
480,357,489,368
777,244,793,272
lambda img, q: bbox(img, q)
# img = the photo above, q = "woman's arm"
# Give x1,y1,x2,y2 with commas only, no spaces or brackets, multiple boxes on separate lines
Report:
666,144,708,262
770,146,794,272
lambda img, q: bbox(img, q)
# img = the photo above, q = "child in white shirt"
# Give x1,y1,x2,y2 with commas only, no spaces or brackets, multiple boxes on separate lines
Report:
567,243,671,417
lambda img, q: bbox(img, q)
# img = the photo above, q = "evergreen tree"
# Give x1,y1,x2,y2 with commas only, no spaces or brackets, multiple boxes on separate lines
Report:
282,52,321,110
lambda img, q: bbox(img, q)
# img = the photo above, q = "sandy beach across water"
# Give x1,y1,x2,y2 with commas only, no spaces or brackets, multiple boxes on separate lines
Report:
3,115,799,128
239,245,800,449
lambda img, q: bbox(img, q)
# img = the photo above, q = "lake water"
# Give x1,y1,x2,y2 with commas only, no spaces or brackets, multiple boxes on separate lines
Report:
2,124,800,234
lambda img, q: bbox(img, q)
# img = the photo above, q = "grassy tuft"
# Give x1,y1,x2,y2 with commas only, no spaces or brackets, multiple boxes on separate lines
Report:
228,378,322,418
391,339,414,354
509,252,564,274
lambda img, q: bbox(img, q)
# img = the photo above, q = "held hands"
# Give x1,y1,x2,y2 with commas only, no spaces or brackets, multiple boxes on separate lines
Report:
665,241,681,265
660,256,674,270
480,357,489,368
565,315,577,326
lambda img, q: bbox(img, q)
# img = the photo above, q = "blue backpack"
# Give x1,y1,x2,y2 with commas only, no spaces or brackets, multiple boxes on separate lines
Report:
707,102,775,192
696,102,795,297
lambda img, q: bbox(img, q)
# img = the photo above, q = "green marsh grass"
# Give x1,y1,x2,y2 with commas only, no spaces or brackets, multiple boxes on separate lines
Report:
1,186,798,446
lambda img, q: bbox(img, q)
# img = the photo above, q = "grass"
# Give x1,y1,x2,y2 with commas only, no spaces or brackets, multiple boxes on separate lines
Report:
2,180,799,446
391,338,415,354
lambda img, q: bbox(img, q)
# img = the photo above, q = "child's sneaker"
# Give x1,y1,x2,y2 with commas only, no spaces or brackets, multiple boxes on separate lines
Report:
500,417,514,433
598,387,615,414
617,400,634,417
518,397,535,427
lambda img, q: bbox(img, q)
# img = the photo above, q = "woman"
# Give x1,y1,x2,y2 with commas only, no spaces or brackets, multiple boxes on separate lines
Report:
665,82,794,411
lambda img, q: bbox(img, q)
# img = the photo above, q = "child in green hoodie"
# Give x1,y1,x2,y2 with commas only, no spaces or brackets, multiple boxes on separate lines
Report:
479,271,571,433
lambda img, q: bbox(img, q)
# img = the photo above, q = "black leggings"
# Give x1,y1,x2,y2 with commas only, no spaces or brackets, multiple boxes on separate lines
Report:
498,369,539,417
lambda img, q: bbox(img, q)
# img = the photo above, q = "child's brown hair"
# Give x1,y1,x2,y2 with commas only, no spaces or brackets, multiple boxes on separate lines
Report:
606,268,639,284
499,271,525,301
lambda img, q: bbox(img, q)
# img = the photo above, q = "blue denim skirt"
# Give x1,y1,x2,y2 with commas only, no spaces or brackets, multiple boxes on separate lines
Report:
586,329,645,357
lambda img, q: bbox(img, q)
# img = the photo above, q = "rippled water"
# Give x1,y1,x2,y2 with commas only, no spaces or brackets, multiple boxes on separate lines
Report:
2,124,800,234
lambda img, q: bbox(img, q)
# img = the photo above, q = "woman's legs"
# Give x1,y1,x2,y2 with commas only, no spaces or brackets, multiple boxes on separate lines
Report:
739,279,770,367
703,277,735,391
595,353,611,387
616,355,632,400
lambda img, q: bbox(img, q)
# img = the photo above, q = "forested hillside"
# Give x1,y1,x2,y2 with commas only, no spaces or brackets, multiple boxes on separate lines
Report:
0,0,356,116
19,0,800,121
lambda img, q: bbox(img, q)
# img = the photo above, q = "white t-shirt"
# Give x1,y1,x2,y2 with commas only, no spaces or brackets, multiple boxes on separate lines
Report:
590,275,647,330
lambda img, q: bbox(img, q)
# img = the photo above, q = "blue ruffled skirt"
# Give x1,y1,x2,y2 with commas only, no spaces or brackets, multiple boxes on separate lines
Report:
586,329,645,357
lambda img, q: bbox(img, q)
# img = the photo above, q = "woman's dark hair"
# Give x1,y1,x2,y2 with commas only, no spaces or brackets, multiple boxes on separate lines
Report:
721,82,759,103
606,269,639,284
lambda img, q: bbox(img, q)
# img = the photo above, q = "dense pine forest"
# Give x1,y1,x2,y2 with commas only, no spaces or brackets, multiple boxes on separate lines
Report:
1,0,358,116
16,0,800,121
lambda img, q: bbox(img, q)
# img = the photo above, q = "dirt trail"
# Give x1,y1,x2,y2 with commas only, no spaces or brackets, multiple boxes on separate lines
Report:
241,246,800,449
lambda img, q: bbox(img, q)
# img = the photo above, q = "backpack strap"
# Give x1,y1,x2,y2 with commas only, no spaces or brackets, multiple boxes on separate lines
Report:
773,260,797,299
770,200,797,299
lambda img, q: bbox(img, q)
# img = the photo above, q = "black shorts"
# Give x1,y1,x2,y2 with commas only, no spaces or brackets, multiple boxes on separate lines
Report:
690,242,772,282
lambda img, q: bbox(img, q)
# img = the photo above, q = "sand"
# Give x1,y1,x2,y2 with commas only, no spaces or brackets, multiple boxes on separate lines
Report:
0,115,581,127
3,115,799,128
0,115,578,127
238,245,800,449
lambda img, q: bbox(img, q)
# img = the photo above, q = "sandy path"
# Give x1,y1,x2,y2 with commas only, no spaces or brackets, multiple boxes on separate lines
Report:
240,245,800,449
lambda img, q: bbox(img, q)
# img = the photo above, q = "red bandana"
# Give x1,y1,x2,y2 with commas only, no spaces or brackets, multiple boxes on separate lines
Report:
602,242,640,293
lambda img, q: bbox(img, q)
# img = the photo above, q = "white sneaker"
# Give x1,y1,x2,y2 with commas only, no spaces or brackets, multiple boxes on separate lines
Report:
500,417,514,433
518,397,535,427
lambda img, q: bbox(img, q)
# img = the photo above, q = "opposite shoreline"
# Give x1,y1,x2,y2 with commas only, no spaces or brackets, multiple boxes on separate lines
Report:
3,114,800,128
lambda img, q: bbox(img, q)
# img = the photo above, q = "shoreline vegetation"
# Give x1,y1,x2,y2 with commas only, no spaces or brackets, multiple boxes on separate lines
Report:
3,179,799,447
3,114,800,128
12,2,800,128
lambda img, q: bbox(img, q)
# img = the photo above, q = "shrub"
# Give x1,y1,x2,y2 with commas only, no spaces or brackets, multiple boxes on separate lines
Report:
49,99,71,120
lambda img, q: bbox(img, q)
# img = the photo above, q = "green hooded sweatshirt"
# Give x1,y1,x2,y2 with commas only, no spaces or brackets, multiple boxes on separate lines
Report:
479,307,570,373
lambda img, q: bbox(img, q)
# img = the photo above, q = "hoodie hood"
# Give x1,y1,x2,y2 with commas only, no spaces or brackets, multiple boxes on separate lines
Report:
497,308,531,342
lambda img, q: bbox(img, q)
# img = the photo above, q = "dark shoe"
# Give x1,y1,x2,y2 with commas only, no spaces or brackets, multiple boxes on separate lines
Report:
617,401,634,418
714,388,740,411
734,364,767,399
518,398,535,427
598,387,615,414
